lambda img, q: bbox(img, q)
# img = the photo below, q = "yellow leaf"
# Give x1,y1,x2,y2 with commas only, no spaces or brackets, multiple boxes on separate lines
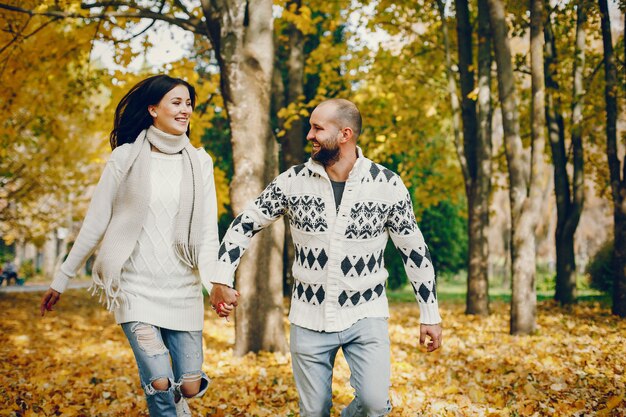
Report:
523,382,536,396
605,394,624,410
550,382,567,391
468,386,485,403
443,385,461,394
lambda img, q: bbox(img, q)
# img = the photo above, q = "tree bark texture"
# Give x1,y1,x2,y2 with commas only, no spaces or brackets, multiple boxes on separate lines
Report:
436,0,468,185
282,0,306,170
544,3,586,305
281,0,306,297
202,0,288,352
438,0,491,315
461,0,492,316
598,0,626,317
488,0,546,334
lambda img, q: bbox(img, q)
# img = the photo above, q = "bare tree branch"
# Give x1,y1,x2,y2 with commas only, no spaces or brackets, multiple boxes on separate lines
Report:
0,14,36,55
0,3,207,36
98,0,165,44
171,0,192,16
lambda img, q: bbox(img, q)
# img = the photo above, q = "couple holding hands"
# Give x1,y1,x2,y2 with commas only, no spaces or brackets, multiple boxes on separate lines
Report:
40,75,442,417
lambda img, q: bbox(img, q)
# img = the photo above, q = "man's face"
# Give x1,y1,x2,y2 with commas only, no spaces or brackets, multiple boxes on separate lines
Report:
306,104,341,166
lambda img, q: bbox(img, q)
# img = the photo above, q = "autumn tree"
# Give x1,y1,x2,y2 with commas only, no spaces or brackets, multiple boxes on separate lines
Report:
436,0,493,315
472,0,493,314
0,2,106,253
201,0,287,355
598,0,625,317
274,0,308,170
0,0,287,353
544,1,587,305
487,0,546,334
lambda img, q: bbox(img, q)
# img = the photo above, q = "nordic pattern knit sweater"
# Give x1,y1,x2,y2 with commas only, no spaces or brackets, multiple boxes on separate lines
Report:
50,145,219,331
212,149,441,332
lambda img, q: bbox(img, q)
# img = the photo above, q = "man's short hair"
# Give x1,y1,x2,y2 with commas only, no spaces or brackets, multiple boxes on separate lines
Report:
320,98,362,139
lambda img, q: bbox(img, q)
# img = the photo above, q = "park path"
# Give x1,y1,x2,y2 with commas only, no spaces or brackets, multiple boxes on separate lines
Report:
0,281,91,293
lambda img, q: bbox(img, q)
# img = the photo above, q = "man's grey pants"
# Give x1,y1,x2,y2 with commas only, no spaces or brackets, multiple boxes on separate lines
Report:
290,317,393,417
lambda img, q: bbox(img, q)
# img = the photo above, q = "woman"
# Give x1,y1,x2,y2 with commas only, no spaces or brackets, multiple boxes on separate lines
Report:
39,74,234,417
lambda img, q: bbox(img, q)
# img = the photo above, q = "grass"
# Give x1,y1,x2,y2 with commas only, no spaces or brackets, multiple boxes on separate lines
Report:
387,274,613,307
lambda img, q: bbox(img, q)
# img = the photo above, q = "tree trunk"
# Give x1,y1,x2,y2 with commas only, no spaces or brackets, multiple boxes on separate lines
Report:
14,239,25,268
41,232,57,279
463,0,492,316
473,0,494,316
488,0,545,334
455,0,478,179
436,0,468,186
544,2,586,305
202,0,288,353
283,0,306,169
438,0,492,315
562,1,585,303
598,0,626,317
281,0,306,297
437,0,490,315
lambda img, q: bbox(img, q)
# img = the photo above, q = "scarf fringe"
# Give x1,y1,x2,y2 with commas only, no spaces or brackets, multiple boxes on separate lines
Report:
174,242,200,270
89,270,128,311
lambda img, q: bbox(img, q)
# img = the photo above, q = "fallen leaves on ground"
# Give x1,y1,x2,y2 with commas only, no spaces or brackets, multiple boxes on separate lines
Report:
0,290,624,416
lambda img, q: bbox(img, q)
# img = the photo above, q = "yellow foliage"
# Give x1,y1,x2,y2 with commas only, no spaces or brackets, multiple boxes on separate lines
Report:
0,1,109,243
213,166,231,218
1,291,625,416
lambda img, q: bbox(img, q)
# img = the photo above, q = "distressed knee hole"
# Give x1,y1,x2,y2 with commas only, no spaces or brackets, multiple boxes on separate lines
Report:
131,323,168,357
180,374,202,397
151,378,170,392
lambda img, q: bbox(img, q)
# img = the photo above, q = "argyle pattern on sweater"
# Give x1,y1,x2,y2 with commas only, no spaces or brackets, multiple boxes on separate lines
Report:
213,150,441,332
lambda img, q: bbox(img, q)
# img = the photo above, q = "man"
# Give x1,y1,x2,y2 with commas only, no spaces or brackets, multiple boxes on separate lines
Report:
211,99,442,416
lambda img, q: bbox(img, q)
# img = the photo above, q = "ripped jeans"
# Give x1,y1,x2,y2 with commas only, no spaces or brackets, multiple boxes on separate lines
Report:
121,322,210,417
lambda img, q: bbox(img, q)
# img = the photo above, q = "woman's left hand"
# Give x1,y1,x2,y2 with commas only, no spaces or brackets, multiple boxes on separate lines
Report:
212,302,234,319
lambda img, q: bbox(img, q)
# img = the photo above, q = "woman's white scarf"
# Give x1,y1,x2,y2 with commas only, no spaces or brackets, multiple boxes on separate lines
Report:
91,125,204,310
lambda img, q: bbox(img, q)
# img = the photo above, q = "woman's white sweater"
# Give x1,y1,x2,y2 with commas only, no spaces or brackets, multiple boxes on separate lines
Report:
50,144,219,331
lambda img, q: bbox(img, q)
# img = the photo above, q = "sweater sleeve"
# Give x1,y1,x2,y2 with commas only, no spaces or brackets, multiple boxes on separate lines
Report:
50,149,124,293
386,179,442,324
211,175,288,287
197,149,219,293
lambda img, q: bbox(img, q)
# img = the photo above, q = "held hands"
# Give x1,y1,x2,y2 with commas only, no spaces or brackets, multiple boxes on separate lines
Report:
209,283,240,320
420,323,443,352
40,288,61,317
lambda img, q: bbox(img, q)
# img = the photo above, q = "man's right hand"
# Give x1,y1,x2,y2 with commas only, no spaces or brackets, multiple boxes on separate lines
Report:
210,283,240,318
40,288,61,317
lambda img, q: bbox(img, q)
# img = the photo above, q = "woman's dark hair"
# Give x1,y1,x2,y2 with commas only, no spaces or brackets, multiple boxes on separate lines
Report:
110,75,196,149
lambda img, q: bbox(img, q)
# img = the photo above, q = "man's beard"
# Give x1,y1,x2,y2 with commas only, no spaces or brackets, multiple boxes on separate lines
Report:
311,139,341,166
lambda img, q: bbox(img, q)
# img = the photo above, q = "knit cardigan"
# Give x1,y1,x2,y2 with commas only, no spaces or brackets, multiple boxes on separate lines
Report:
212,148,441,332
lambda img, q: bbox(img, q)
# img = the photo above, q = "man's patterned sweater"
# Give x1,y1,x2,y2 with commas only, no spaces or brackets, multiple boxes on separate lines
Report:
212,149,441,332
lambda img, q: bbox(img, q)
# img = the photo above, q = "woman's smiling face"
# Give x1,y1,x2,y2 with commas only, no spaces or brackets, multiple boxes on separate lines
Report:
149,84,193,135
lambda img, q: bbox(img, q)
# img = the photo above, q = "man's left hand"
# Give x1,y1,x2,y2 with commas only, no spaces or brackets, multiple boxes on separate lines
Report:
420,323,442,352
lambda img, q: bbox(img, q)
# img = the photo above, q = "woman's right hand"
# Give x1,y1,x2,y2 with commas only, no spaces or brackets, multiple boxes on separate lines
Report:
40,288,61,317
